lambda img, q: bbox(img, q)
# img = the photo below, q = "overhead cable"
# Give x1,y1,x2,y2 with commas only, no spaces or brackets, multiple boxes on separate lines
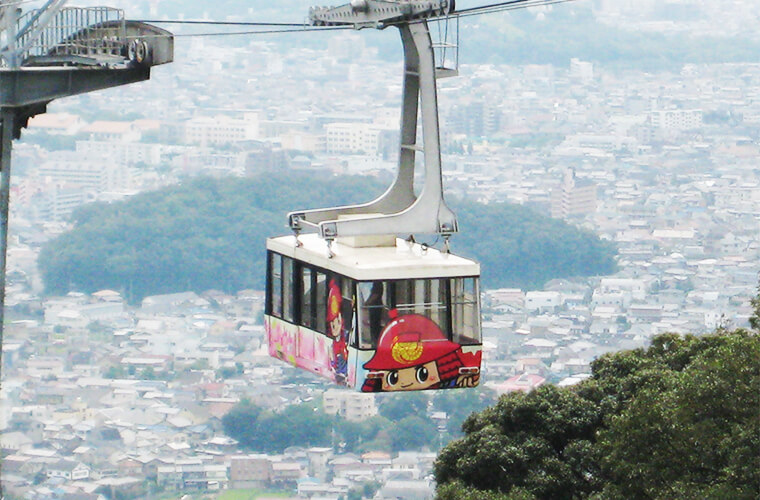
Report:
453,0,578,19
135,19,308,27
171,26,353,37
133,0,580,38
455,0,532,15
137,26,352,39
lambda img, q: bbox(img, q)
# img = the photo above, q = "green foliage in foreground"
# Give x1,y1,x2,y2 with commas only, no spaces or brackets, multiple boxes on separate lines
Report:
38,173,616,303
434,329,760,500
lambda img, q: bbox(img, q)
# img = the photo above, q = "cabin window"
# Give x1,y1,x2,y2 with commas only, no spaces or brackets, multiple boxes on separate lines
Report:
269,253,282,318
394,278,448,333
268,254,361,342
427,278,448,333
315,271,328,334
300,266,315,329
354,277,482,348
451,277,481,345
357,281,390,348
340,277,356,345
282,257,295,323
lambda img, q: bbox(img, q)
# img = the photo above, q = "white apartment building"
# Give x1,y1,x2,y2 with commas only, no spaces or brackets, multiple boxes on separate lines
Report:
570,58,594,83
599,278,647,300
650,109,703,130
551,168,597,219
322,389,377,422
76,140,162,166
524,291,562,312
325,122,389,154
23,153,134,221
184,116,259,146
157,464,229,490
37,154,133,192
591,290,628,309
29,186,92,222
46,460,90,481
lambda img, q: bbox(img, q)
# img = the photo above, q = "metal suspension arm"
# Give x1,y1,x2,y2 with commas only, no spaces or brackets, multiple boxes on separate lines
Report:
289,15,457,239
309,0,454,29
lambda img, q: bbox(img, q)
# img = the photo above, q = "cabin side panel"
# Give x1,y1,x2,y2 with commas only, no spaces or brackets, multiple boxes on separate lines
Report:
265,316,334,379
265,248,361,388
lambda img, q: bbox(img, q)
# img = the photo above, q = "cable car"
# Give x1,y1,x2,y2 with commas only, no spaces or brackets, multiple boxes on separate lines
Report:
266,0,482,391
266,234,481,392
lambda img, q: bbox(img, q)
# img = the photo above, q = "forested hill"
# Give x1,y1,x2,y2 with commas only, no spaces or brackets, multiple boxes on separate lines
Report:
38,173,616,303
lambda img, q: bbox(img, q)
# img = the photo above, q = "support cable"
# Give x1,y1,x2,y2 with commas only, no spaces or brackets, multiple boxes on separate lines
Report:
453,0,578,19
133,25,353,39
130,0,580,37
136,19,308,27
454,0,537,15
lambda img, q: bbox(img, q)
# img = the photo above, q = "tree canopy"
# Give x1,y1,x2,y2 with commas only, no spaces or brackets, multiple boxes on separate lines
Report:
222,386,498,455
222,398,429,455
434,328,760,499
222,399,334,453
38,173,616,303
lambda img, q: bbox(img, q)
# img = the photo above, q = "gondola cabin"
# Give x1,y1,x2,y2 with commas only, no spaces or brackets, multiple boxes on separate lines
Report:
265,234,482,392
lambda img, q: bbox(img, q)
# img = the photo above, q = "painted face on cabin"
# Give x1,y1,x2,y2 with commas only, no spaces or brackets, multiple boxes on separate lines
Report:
381,360,440,391
328,315,343,340
362,312,466,392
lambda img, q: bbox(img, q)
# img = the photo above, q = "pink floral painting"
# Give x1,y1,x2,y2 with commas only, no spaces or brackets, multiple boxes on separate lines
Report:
266,317,296,366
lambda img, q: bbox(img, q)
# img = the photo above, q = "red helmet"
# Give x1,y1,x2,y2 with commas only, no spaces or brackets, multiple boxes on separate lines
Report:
327,279,341,322
363,310,460,370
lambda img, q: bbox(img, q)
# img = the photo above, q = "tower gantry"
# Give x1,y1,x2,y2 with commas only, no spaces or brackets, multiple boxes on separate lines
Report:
0,0,173,414
289,0,460,249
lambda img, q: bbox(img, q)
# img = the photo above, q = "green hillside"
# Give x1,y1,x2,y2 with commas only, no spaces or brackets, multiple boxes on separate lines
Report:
38,173,616,302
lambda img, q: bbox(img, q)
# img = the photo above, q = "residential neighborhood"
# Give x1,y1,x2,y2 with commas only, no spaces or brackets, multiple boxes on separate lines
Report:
1,0,759,499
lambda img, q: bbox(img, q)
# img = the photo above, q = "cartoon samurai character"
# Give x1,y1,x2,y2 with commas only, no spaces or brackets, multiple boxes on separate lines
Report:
327,279,349,384
361,310,481,392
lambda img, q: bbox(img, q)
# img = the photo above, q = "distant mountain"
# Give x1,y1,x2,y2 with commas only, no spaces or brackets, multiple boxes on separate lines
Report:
458,6,760,69
136,1,760,69
38,173,616,303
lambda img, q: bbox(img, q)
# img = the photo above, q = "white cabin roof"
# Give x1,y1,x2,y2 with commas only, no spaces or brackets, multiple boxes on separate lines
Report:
267,234,479,281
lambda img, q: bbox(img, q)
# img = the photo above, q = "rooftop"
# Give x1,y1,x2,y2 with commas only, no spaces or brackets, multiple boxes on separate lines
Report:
267,234,479,280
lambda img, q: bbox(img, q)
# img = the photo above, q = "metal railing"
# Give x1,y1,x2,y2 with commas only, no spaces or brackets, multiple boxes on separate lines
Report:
15,6,126,64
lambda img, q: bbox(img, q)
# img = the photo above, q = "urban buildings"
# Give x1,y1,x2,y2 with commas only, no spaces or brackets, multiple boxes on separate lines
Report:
2,1,760,498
